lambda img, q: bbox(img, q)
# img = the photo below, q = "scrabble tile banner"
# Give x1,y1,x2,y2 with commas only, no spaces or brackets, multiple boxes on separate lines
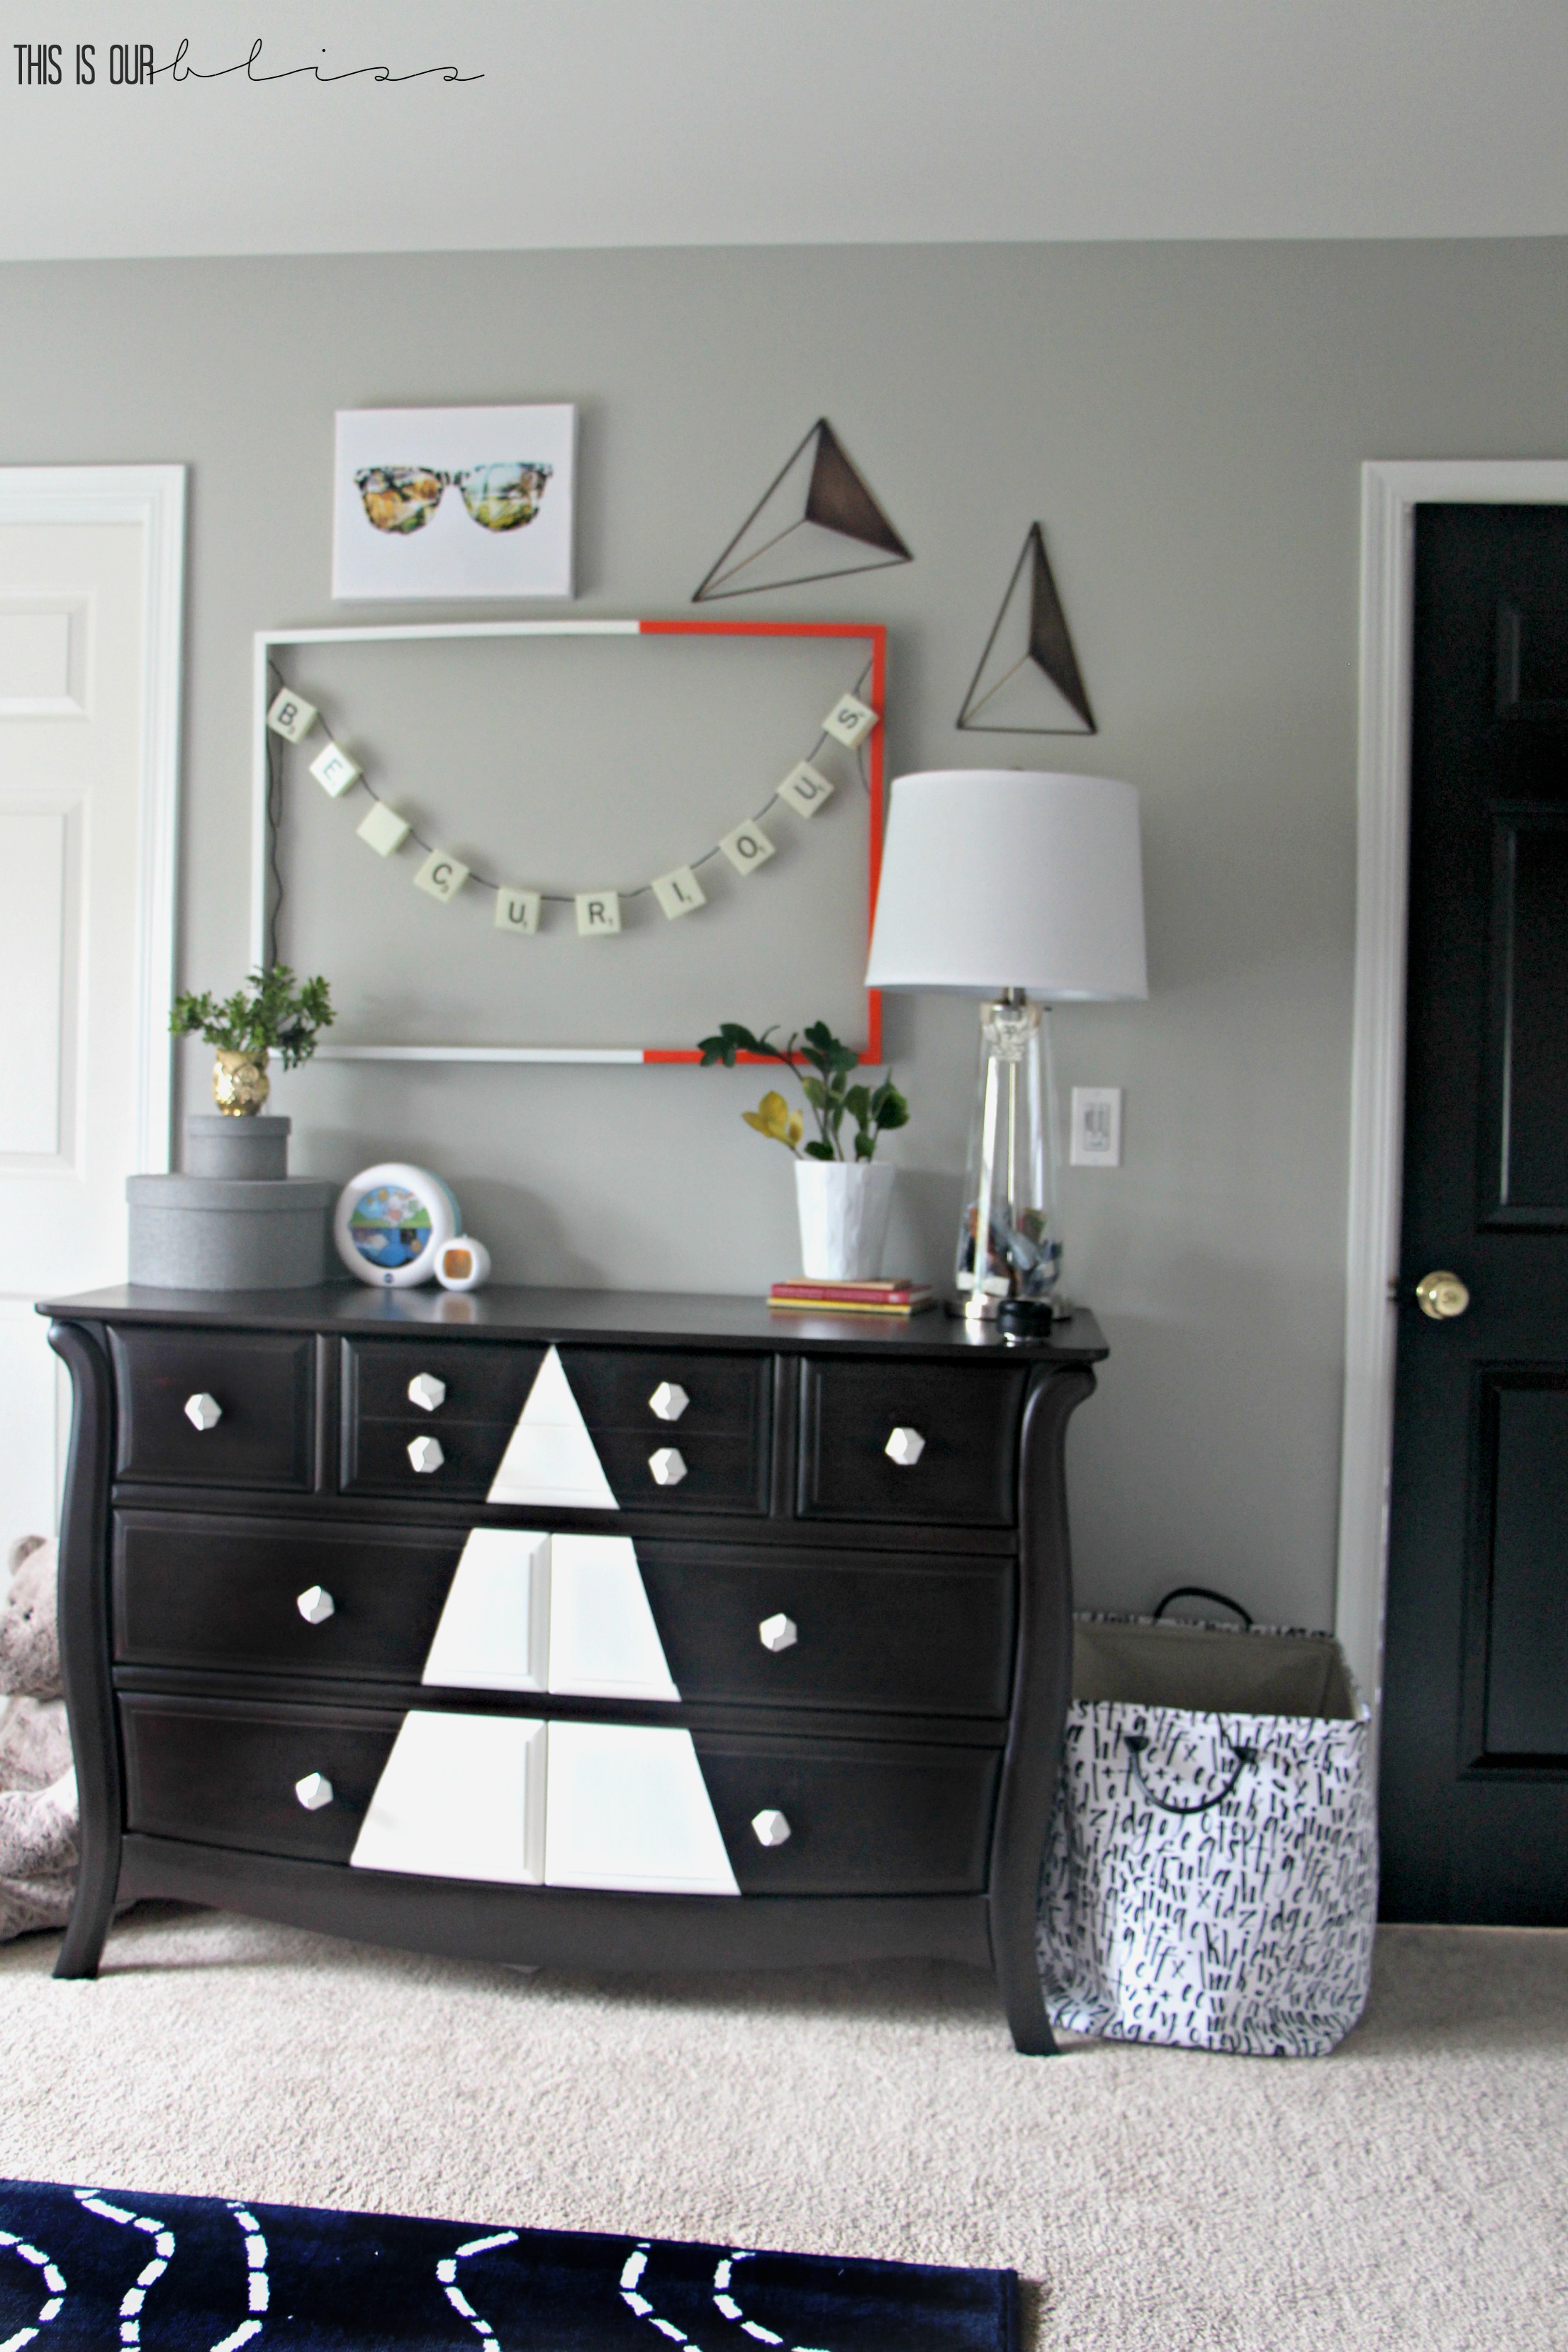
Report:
252,618,885,1065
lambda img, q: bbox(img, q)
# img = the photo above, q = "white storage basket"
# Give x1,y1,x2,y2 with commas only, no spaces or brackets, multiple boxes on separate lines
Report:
1037,1590,1378,2056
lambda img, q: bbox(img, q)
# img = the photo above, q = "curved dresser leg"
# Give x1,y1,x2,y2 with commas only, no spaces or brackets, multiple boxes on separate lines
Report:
47,1318,120,1981
990,1362,1097,2055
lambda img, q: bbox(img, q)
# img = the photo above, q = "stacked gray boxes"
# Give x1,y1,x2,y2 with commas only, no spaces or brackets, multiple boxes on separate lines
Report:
128,1116,336,1289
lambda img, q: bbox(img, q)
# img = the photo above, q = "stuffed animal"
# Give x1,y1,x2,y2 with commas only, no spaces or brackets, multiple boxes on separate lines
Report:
0,1534,77,1941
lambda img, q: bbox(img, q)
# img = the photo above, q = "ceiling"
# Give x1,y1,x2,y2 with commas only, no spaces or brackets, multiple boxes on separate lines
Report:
5,0,1568,262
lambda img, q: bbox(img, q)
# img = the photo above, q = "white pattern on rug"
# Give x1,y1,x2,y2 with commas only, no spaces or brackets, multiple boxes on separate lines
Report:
0,2222,66,2352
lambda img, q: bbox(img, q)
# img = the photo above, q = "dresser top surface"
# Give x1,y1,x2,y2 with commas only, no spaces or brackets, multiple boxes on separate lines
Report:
41,1282,1107,1363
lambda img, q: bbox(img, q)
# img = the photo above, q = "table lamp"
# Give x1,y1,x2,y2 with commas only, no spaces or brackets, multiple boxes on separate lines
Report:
866,770,1147,1329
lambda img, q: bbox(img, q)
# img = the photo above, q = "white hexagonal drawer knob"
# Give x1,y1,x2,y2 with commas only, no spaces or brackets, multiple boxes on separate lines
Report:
184,1391,222,1432
885,1425,926,1467
407,1435,445,1474
751,1808,792,1848
295,1772,334,1811
648,1446,688,1486
408,1372,447,1413
649,1380,689,1423
296,1585,335,1626
758,1613,798,1654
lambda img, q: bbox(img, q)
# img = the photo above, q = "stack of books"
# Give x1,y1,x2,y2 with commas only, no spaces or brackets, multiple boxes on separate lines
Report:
768,1278,936,1316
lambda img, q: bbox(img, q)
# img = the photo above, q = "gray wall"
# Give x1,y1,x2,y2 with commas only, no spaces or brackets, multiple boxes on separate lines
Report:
6,239,1567,1629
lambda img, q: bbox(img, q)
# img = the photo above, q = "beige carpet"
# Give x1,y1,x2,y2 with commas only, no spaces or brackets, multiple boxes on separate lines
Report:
4,1907,1564,2350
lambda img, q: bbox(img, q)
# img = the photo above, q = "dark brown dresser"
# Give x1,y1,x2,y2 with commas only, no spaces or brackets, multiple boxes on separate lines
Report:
41,1284,1104,2053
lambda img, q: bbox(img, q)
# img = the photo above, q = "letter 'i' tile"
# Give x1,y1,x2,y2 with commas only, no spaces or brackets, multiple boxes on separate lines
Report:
651,866,707,920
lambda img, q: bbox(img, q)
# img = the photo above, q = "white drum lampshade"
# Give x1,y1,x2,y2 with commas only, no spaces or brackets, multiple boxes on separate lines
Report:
866,771,1148,1326
866,771,1147,1001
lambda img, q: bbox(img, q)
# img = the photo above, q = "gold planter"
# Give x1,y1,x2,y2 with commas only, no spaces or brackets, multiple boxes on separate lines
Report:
212,1047,271,1116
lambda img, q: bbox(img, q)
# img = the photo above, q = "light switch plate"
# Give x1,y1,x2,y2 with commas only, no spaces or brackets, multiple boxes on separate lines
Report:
1070,1086,1123,1167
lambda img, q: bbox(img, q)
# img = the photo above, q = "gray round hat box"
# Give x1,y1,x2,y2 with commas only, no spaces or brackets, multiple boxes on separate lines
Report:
128,1116,335,1289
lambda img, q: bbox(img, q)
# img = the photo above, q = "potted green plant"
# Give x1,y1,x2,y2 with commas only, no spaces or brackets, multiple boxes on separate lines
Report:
170,964,335,1115
698,1019,909,1279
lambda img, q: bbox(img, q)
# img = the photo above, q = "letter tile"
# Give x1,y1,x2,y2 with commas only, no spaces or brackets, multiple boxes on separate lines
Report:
357,802,411,857
777,760,836,819
651,866,707,920
821,693,878,749
309,741,361,797
495,887,542,934
267,688,318,742
413,849,471,903
719,821,776,877
576,890,622,936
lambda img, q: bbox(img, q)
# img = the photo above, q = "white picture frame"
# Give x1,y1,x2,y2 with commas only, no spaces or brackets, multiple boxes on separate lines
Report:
332,404,576,602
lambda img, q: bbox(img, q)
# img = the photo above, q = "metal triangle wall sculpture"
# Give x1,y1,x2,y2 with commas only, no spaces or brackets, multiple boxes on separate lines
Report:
957,523,1097,735
693,418,913,602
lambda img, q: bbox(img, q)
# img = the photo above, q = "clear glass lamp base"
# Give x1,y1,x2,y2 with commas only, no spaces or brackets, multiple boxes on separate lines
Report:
953,991,1065,1322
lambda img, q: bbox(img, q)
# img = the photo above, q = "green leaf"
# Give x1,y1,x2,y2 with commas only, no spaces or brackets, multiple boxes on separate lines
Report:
800,1075,827,1109
843,1083,871,1126
853,1129,877,1161
802,1139,836,1162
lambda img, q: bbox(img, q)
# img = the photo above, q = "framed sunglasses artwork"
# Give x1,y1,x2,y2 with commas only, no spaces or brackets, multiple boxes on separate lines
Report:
332,403,577,601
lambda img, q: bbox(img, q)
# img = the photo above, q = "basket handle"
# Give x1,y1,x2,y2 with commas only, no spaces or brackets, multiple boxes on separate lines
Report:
1124,1730,1258,1815
1152,1585,1254,1630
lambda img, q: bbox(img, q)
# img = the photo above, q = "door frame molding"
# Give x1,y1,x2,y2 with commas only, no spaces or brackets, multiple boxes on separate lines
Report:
0,464,186,1177
1337,459,1568,1707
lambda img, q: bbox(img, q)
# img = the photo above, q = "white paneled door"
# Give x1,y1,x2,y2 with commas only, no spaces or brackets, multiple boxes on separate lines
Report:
0,471,184,1547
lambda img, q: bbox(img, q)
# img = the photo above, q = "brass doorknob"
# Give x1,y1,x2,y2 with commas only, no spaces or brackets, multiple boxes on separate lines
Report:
1416,1270,1470,1321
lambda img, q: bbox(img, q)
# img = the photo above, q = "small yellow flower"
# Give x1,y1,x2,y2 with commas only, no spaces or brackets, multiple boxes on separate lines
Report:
742,1090,802,1150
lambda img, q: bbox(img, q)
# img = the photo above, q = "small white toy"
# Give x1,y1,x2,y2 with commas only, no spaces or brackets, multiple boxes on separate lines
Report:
434,1237,491,1292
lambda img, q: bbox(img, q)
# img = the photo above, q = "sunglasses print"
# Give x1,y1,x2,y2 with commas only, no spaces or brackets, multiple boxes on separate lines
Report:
354,461,554,534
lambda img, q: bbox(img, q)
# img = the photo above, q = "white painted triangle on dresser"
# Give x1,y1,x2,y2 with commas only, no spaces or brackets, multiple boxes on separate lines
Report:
547,1534,679,1701
420,1528,678,1703
350,1710,547,1883
486,1344,620,1509
420,1528,551,1692
544,1720,739,1895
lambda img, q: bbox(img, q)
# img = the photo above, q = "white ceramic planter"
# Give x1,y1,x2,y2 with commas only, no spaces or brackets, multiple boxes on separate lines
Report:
794,1160,896,1282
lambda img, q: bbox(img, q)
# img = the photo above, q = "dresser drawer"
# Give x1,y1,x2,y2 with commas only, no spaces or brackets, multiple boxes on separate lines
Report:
699,1734,999,1895
112,1513,464,1682
121,1695,397,1863
797,1359,1027,1526
639,1542,1016,1718
120,1694,999,1898
342,1339,770,1515
109,1328,316,1491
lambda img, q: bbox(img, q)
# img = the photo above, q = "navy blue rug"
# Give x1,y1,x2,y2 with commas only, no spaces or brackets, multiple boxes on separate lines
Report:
0,2178,1016,2351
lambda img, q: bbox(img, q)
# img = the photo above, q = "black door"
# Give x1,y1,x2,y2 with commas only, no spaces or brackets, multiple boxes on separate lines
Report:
1381,505,1568,1923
